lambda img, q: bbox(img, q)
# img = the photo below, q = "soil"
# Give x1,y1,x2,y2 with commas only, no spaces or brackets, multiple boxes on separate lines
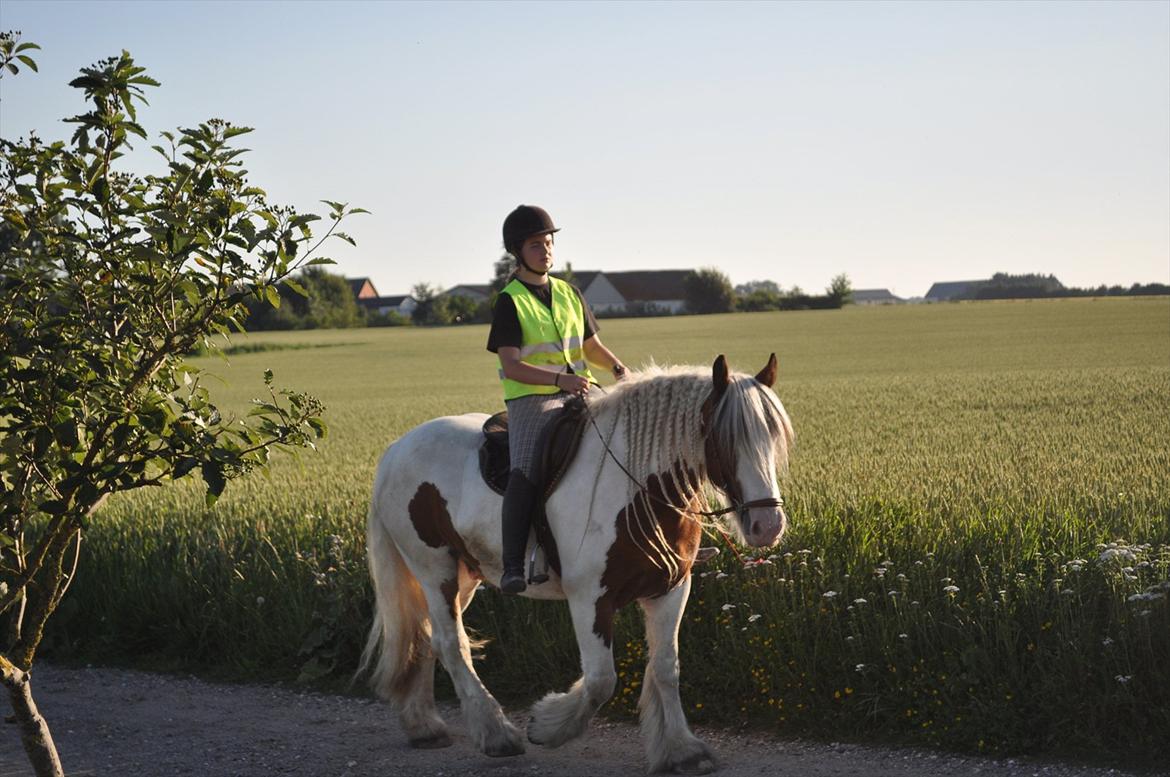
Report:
0,665,1155,777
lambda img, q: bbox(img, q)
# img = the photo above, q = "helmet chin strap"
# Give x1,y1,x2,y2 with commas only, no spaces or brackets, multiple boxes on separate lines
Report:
518,254,549,278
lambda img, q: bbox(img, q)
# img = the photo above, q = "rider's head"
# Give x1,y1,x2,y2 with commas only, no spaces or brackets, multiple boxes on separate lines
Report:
503,205,559,276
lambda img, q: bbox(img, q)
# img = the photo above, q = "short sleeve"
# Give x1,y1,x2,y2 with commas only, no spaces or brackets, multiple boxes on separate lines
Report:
486,293,522,353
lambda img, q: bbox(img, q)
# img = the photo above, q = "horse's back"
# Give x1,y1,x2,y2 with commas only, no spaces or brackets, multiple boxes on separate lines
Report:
374,412,488,494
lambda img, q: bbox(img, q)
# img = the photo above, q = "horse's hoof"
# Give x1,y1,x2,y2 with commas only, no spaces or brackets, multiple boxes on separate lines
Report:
408,732,453,749
670,750,717,775
484,736,525,757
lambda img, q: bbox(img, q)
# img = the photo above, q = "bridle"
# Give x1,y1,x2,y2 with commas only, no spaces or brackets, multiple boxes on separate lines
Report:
577,388,785,525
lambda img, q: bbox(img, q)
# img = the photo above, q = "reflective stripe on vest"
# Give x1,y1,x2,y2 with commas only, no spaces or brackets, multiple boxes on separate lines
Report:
498,277,595,400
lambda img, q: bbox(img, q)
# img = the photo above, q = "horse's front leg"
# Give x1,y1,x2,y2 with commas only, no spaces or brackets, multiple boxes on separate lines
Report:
638,576,716,774
527,590,617,748
420,571,525,757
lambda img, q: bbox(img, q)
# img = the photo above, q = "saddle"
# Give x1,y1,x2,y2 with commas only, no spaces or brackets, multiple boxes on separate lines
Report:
478,395,591,499
478,396,592,581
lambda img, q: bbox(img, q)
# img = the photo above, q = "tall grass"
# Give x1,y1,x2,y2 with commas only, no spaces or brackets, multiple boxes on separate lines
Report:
44,298,1170,762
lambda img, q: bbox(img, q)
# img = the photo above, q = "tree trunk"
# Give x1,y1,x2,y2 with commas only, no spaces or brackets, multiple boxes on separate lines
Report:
3,665,64,777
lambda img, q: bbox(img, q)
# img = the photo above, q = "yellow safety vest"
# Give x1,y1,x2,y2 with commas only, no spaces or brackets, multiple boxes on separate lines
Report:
498,277,594,400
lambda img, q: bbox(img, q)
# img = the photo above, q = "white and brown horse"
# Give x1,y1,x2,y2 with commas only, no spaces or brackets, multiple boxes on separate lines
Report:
359,354,794,774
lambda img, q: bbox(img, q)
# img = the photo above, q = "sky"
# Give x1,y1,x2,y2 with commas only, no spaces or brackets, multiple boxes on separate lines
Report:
2,1,1167,299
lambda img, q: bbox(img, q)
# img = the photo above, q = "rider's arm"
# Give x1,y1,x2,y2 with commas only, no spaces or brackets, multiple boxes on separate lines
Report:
584,335,628,380
497,346,568,388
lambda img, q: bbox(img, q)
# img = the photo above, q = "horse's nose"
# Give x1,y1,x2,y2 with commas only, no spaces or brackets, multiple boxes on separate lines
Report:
746,507,785,547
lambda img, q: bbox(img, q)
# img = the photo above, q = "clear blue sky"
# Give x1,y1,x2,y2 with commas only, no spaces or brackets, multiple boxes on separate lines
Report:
3,0,1167,298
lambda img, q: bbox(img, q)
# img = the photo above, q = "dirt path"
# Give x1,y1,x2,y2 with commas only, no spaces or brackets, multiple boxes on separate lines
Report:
0,665,1152,777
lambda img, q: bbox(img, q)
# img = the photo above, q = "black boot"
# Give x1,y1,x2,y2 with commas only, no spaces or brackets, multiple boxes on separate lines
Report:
500,469,539,594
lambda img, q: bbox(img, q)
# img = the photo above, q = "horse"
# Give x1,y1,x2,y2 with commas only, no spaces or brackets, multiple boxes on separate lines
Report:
358,354,794,774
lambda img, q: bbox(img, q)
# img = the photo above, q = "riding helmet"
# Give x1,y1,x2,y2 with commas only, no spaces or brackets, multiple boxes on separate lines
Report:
503,205,559,258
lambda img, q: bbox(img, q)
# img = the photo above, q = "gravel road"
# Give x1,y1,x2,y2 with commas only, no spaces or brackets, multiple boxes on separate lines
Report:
0,665,1155,777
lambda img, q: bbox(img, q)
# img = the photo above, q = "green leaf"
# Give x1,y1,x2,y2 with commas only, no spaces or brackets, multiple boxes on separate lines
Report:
173,457,199,479
39,500,69,515
307,417,328,439
264,284,281,309
53,420,81,450
15,55,38,73
201,462,226,505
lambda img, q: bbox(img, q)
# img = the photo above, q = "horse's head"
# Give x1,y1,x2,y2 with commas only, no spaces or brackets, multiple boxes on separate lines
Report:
704,353,794,548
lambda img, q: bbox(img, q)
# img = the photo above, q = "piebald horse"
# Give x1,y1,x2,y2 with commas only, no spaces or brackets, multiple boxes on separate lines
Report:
359,354,794,774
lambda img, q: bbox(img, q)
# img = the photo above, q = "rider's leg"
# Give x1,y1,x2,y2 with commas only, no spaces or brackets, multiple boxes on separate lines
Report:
500,468,538,593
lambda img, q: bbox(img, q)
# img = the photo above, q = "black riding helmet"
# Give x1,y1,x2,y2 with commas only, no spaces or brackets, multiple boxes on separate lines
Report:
502,205,560,265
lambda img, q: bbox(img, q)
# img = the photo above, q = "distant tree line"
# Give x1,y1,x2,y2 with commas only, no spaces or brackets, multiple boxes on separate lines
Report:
954,273,1170,301
685,268,852,314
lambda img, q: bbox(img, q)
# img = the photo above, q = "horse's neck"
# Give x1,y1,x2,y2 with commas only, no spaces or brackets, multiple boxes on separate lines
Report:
594,378,710,486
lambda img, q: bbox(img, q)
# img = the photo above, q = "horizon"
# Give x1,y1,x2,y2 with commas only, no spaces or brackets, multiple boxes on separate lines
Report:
2,1,1167,299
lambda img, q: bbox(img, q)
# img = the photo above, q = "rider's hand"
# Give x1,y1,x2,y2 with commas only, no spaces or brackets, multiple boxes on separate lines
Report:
612,363,629,382
556,372,591,396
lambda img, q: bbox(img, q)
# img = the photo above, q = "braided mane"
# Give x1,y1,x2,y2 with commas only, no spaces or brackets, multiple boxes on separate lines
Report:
584,364,794,577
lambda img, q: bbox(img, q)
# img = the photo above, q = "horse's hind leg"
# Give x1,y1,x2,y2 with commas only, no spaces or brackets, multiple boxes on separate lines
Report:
527,591,617,748
422,563,525,757
638,576,716,774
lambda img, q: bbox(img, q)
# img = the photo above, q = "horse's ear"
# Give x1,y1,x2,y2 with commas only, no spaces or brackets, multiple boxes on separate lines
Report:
755,353,778,388
712,354,730,399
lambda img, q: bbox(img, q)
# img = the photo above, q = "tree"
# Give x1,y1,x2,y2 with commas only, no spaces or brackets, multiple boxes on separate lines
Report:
490,253,513,293
410,282,441,325
0,39,361,776
826,273,852,306
683,267,735,314
734,279,781,296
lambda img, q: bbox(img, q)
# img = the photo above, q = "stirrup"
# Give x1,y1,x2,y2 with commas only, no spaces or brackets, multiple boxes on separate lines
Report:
528,545,549,585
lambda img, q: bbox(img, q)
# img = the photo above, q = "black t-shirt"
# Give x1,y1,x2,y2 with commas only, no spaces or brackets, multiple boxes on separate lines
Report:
485,280,599,354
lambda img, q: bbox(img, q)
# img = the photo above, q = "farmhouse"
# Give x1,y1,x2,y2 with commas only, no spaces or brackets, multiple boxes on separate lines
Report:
346,277,417,316
347,277,379,301
359,294,417,317
442,284,494,302
851,288,904,305
577,269,691,315
925,280,986,302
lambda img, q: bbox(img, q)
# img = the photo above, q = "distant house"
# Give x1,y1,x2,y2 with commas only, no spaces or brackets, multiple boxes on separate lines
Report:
851,288,904,305
347,277,379,301
442,284,494,302
578,269,691,314
925,280,986,302
358,295,417,317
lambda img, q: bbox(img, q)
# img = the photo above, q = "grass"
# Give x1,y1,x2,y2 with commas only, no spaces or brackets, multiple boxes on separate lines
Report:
43,297,1170,764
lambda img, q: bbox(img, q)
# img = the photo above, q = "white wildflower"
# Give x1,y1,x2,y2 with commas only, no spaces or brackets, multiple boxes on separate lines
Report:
899,633,909,640
721,603,736,611
256,596,265,606
822,591,839,599
1102,637,1114,647
1115,675,1131,684
943,585,960,594
853,598,868,606
748,613,762,623
855,664,866,672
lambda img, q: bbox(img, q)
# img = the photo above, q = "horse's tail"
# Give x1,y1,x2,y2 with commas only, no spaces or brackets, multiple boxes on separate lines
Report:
357,470,431,703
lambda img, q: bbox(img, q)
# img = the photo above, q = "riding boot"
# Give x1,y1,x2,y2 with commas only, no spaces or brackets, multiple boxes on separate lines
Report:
500,469,539,594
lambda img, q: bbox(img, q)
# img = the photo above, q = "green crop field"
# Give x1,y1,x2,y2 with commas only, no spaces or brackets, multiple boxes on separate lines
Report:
47,297,1170,763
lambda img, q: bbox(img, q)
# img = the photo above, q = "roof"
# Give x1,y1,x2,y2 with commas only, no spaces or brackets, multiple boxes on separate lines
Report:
357,295,414,308
925,280,986,301
852,288,902,302
558,270,600,290
444,284,493,298
347,277,379,298
602,270,691,302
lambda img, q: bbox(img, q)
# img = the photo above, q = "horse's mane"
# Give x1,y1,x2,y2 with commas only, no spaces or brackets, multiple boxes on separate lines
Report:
584,363,794,576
